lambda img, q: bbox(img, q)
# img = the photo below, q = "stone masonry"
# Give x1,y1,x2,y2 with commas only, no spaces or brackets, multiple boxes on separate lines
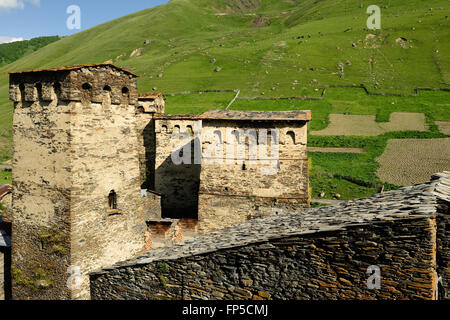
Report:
90,172,450,300
9,64,159,300
8,63,312,300
150,111,311,231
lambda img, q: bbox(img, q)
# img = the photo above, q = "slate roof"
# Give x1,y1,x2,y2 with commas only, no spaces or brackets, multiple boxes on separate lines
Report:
91,172,449,274
139,92,164,100
154,110,312,121
9,63,138,77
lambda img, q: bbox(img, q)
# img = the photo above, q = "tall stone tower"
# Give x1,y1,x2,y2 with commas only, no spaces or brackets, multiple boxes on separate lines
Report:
9,64,153,300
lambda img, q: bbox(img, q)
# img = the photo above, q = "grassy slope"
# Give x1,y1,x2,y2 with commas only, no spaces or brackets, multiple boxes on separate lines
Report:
0,0,448,199
0,0,448,103
0,36,60,67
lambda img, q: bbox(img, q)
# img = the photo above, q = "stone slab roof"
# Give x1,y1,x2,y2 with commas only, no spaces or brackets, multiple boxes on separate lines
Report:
139,92,164,100
91,172,449,275
9,63,138,77
154,110,312,122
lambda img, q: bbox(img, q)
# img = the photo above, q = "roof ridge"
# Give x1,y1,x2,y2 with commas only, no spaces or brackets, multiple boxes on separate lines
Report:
9,63,138,77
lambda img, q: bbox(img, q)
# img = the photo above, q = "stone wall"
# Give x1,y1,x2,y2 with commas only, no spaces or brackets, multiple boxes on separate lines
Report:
437,200,450,299
69,92,157,299
11,80,73,300
9,65,159,300
137,95,165,114
198,120,309,232
90,174,450,300
154,119,201,219
90,218,438,300
152,118,309,230
136,113,156,190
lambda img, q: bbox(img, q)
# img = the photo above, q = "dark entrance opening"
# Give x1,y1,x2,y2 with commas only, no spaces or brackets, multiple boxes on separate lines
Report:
108,190,118,210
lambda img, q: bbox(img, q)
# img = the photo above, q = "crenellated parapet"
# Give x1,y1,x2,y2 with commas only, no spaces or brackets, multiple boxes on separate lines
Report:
9,63,138,105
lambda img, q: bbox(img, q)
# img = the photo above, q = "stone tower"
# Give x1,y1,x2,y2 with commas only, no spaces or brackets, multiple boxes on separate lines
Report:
9,64,154,300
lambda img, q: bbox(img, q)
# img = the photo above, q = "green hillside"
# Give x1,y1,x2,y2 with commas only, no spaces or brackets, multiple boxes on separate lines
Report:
0,0,448,105
0,36,60,67
0,0,449,198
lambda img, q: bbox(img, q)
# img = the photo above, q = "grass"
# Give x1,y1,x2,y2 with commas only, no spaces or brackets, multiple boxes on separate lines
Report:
0,170,12,184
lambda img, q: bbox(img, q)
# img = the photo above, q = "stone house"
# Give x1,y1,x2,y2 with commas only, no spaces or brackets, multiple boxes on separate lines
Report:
4,63,450,301
91,172,450,300
6,63,311,300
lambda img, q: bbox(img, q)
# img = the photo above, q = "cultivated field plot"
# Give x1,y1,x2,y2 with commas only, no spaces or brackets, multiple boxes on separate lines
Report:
376,138,450,186
312,113,427,136
436,121,450,135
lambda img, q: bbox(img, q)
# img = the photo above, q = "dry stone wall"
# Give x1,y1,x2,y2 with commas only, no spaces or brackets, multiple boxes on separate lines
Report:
437,192,450,299
90,218,437,300
90,173,450,300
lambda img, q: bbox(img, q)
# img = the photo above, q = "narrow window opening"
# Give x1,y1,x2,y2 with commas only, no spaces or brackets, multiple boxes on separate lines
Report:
19,83,25,100
242,162,247,171
82,83,92,90
53,82,61,93
122,87,129,95
108,190,118,210
35,83,43,99
286,131,296,145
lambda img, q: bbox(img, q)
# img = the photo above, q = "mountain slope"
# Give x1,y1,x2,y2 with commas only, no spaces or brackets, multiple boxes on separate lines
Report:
0,0,448,105
1,0,449,105
0,36,60,67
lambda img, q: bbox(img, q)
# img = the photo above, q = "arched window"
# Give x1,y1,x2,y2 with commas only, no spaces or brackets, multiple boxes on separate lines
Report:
136,106,145,114
286,131,296,145
122,87,129,95
161,125,168,133
213,130,222,144
108,190,117,210
103,85,112,92
186,125,194,137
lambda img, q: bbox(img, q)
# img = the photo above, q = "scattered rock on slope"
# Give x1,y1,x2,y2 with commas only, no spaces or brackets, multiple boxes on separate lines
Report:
130,48,143,58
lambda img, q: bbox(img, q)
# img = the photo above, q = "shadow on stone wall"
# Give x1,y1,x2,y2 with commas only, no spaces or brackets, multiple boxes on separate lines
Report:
154,138,201,220
141,120,156,191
